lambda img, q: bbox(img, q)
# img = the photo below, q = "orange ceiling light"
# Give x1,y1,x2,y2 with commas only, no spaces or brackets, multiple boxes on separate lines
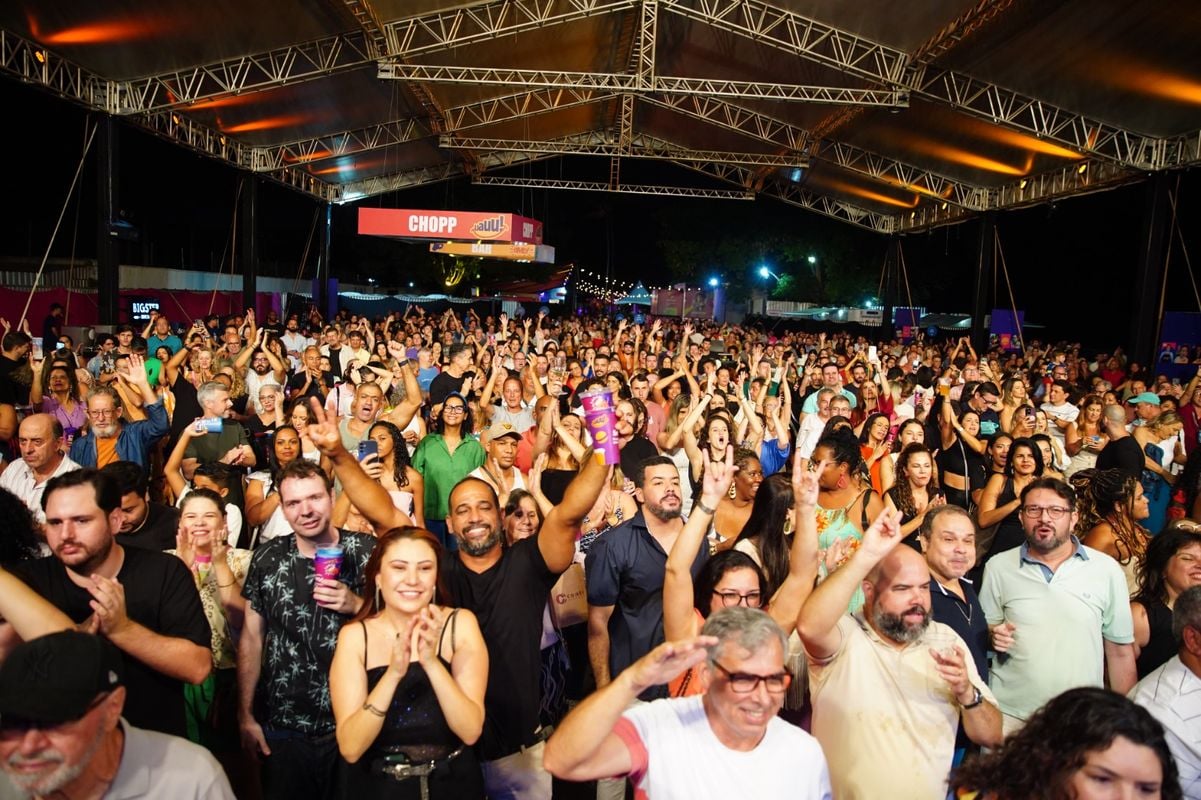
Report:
817,176,920,209
309,157,390,176
1108,65,1201,105
28,14,170,44
973,126,1084,160
221,114,313,134
892,133,1028,176
283,149,334,164
185,94,263,112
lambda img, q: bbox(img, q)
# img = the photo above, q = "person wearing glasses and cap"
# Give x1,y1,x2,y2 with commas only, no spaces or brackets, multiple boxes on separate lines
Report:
796,505,1002,800
544,607,831,799
0,631,234,799
979,477,1137,738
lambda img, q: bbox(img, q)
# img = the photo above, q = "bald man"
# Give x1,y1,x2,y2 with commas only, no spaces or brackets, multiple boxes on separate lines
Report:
798,507,1002,800
0,413,80,521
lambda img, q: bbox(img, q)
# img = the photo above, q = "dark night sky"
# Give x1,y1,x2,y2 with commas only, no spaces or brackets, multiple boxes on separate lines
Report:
4,76,1199,351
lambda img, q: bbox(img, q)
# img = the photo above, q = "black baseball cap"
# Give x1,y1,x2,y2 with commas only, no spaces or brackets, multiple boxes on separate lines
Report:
0,632,124,725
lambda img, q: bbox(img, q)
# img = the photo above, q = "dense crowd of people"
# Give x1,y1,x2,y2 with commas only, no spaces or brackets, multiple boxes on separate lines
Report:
0,303,1199,799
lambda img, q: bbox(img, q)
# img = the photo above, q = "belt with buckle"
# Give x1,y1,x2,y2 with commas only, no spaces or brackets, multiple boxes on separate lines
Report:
374,746,464,800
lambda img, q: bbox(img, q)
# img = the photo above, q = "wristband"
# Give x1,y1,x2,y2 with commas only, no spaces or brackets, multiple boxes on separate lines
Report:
694,497,717,516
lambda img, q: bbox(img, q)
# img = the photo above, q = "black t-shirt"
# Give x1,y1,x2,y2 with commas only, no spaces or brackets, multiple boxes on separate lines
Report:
168,371,203,451
244,415,278,468
8,548,211,738
325,345,344,381
116,502,180,552
429,370,472,407
619,435,659,482
1096,435,1144,483
443,538,557,759
286,370,332,405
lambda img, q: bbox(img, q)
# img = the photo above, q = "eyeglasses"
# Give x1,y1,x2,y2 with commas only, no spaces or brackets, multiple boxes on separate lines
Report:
1019,505,1072,520
711,661,791,693
88,408,118,418
443,405,465,414
712,589,762,607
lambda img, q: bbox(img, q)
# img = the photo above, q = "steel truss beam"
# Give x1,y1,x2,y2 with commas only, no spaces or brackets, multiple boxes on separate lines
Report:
812,140,987,210
475,174,755,199
676,160,896,233
659,0,1171,170
101,0,636,114
333,149,558,202
896,159,1138,232
641,93,809,151
252,87,614,172
377,62,905,105
340,0,390,58
439,130,809,167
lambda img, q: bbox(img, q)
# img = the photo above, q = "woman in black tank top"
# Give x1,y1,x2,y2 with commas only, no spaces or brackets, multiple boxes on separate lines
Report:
330,529,487,798
937,407,987,510
1131,525,1201,678
977,438,1044,562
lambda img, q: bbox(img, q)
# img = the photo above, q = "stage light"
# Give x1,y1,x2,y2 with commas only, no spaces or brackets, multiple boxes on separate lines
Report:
758,266,770,278
708,277,719,288
1077,162,1088,175
34,50,46,64
1019,178,1028,189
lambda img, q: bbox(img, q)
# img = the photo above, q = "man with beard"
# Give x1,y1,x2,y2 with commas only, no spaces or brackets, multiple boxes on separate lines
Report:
0,632,234,800
69,355,168,471
587,457,709,698
234,328,287,411
979,477,1136,736
101,460,179,552
279,314,311,370
237,459,373,800
300,397,608,800
798,505,1001,800
0,470,211,738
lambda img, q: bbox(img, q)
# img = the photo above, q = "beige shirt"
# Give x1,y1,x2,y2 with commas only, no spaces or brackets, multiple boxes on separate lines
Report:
808,613,994,800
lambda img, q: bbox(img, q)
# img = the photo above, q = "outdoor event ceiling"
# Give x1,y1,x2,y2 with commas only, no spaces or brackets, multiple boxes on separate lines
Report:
2,0,1199,233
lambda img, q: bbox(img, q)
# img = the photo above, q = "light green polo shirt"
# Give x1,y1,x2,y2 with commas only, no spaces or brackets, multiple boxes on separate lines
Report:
979,538,1134,721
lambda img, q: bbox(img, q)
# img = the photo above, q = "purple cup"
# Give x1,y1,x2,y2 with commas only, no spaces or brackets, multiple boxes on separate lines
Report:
314,545,344,583
579,386,620,465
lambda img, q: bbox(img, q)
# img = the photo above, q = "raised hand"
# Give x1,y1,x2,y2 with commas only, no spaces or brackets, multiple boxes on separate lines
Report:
791,451,823,508
174,527,197,570
306,397,345,456
700,444,737,504
125,353,150,387
628,636,719,694
858,505,904,562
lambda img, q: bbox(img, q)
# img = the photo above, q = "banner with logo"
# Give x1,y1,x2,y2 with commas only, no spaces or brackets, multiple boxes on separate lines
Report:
359,208,543,244
989,308,1025,352
652,288,714,318
429,241,555,263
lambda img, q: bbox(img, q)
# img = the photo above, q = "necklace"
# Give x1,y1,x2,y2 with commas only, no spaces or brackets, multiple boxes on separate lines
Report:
941,580,973,625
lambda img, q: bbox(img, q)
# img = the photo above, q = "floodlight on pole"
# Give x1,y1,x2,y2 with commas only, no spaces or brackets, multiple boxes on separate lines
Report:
758,265,779,280
708,277,719,288
807,255,817,265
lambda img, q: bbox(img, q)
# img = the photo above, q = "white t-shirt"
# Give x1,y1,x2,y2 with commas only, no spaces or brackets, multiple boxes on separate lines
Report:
797,413,828,458
613,694,832,800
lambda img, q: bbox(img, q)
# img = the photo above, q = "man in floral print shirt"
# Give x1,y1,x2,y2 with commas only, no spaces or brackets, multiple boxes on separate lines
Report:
236,459,374,800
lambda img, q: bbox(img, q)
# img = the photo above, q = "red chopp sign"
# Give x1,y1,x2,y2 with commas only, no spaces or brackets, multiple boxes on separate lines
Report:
358,208,543,244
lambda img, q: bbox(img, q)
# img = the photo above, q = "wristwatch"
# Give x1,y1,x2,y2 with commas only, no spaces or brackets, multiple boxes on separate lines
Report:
961,687,984,710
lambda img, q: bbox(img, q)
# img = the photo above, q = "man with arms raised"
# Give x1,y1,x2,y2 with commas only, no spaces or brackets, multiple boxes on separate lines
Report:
0,470,211,739
304,398,607,800
544,608,831,799
980,477,1136,735
798,506,1001,799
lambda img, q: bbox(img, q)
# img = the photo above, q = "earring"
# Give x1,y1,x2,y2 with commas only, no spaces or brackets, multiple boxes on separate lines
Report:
375,584,383,611
728,483,737,499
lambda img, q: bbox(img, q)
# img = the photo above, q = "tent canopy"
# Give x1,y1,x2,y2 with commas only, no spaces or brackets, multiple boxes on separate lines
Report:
615,282,653,305
3,1,1199,234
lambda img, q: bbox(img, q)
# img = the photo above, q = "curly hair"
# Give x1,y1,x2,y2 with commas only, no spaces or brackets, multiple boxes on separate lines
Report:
1070,468,1148,566
950,687,1181,800
887,443,938,520
1133,522,1201,607
368,420,412,489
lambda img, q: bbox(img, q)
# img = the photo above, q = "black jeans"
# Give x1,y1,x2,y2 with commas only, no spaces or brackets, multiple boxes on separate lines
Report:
262,730,341,800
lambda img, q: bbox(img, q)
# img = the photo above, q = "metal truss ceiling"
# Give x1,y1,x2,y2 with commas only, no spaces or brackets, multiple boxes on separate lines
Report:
4,0,1199,230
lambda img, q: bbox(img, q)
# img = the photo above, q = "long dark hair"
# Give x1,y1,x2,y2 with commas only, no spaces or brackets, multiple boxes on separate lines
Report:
432,392,473,435
1004,436,1044,478
368,420,412,489
693,550,767,616
1134,522,1201,606
950,687,1181,800
265,425,301,496
887,443,938,519
858,412,890,445
733,474,793,595
352,527,448,623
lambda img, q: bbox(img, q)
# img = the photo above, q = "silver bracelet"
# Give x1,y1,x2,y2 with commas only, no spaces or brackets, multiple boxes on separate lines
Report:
694,497,717,516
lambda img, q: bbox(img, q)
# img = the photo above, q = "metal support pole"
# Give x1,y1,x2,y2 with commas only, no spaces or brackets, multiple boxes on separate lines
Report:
970,213,996,352
316,202,332,319
880,236,899,339
240,177,259,315
96,116,120,325
1130,173,1171,365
